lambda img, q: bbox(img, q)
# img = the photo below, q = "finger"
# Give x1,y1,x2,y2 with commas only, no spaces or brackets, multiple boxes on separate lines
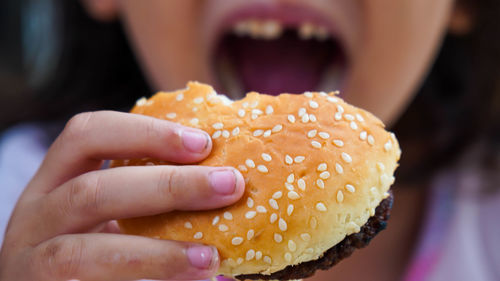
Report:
33,166,244,242
31,111,212,193
30,233,219,281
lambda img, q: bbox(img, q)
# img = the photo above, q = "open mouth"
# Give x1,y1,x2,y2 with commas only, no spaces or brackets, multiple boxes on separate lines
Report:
211,6,348,98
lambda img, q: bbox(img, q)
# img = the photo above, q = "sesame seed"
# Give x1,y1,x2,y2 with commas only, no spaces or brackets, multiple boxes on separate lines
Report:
307,130,317,138
304,91,313,98
318,132,330,139
316,202,327,212
356,113,365,122
360,131,367,140
317,163,327,171
337,105,344,113
288,240,297,252
288,115,296,123
305,248,314,254
377,162,385,171
310,217,318,229
218,224,228,232
261,153,272,162
266,105,274,115
285,182,294,191
246,249,255,260
337,190,344,203
309,114,317,122
232,127,240,136
256,251,262,260
269,199,279,210
212,122,224,130
279,218,288,231
136,97,147,106
309,100,319,109
272,124,283,133
245,159,255,168
384,140,393,151
256,206,267,213
245,211,257,219
242,102,249,108
319,171,331,179
176,93,184,101
190,118,199,125
252,109,263,115
298,107,307,117
238,165,248,172
250,101,259,108
257,165,268,173
247,197,254,208
285,155,293,165
350,121,358,130
194,97,204,104
301,114,310,123
263,129,272,137
270,213,278,223
247,229,255,240
341,152,353,163
287,204,294,216
263,256,272,264
232,237,244,245
238,109,245,117
294,156,305,163
344,114,354,121
284,252,292,262
311,141,322,148
287,173,295,183
194,232,203,239
300,233,311,241
253,130,263,137
335,163,344,174
345,184,356,193
333,139,344,147
327,96,339,103
166,112,177,119
368,135,375,145
316,179,325,189
237,258,243,265
192,107,198,112
272,191,283,199
212,216,220,226
222,130,230,138
274,233,283,243
184,222,193,229
297,179,306,191
288,191,300,200
223,212,233,220
334,112,342,120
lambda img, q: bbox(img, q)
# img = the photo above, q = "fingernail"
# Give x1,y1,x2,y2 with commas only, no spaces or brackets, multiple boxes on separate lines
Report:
210,170,236,195
182,130,209,153
187,246,217,270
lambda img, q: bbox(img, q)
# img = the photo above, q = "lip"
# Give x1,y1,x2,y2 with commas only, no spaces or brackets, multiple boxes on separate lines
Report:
205,1,350,96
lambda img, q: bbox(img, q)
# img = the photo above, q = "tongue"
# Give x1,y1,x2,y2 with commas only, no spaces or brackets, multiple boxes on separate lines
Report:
216,30,338,95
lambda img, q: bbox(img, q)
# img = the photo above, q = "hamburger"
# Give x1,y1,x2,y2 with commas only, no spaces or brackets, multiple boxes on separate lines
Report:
112,81,400,280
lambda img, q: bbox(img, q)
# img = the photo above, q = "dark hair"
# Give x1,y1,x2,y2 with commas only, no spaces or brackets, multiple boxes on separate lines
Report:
2,0,499,184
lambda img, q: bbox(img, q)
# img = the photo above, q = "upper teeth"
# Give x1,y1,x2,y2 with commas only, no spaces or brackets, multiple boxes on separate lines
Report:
232,19,330,40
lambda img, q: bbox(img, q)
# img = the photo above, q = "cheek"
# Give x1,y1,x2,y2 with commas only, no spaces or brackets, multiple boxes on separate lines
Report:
118,0,212,91
344,0,454,126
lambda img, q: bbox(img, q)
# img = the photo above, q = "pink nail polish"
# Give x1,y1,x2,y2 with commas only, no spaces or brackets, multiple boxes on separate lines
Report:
210,170,236,195
182,130,208,153
187,246,216,269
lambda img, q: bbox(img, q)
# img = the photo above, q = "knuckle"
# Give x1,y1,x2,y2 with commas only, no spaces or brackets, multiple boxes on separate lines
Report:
157,167,181,203
143,117,166,141
35,237,85,279
62,112,96,143
67,172,105,216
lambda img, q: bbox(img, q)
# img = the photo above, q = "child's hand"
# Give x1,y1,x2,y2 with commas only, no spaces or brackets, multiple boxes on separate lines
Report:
0,111,244,281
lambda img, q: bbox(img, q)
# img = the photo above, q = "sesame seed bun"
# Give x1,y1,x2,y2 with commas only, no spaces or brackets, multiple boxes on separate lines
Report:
113,81,400,278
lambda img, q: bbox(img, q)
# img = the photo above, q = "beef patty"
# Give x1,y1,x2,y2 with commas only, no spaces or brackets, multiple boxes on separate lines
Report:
236,191,394,280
